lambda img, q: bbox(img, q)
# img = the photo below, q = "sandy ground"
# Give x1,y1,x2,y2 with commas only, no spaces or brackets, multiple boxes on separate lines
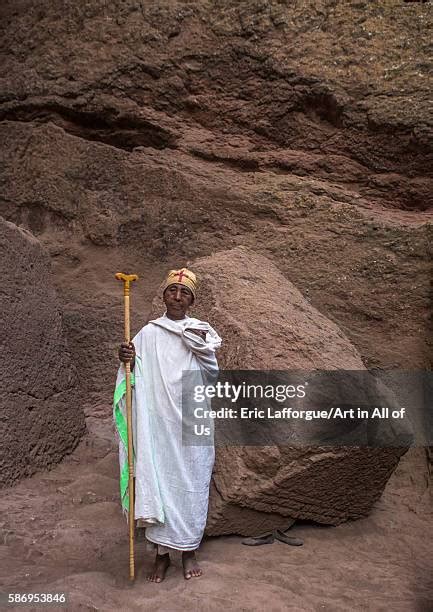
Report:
1,413,432,612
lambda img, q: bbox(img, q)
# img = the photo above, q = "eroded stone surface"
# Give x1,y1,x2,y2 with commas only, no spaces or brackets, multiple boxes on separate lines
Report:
0,0,429,526
153,247,407,533
0,218,85,487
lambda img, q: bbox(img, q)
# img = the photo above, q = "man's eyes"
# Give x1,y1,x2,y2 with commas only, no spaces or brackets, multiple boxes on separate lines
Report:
168,287,190,295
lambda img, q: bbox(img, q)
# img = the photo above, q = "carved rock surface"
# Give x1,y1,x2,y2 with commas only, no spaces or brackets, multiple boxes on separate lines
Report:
0,3,430,605
0,218,85,487
168,247,406,534
0,0,429,521
0,1,431,400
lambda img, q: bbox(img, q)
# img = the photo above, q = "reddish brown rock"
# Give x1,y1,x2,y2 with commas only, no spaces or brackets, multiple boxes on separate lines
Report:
165,247,406,534
0,2,430,605
0,218,85,487
0,0,429,521
0,0,431,402
0,1,431,211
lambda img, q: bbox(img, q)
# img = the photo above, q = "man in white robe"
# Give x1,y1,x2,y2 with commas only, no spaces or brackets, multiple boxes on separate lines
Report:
114,268,221,582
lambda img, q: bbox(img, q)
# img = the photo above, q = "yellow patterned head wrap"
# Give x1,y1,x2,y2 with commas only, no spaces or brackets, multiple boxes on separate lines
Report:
162,268,197,299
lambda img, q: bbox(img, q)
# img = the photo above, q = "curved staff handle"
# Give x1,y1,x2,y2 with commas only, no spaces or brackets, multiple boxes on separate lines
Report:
115,273,138,343
115,272,138,581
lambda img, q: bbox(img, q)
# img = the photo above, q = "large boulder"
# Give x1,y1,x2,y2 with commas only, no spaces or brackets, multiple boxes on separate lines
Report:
168,247,405,535
0,218,85,487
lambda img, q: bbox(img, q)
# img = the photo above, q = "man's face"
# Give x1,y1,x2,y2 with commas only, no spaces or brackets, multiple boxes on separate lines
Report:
163,283,193,319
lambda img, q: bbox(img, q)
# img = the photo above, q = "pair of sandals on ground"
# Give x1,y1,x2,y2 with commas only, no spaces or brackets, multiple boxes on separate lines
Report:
242,520,304,547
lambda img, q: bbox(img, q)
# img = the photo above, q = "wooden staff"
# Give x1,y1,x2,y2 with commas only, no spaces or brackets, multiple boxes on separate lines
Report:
115,272,138,582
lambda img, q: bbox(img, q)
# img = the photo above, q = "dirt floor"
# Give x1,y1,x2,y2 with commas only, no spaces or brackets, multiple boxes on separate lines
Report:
1,411,431,612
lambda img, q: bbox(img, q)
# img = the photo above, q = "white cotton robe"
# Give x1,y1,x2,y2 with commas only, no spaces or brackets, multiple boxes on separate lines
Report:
114,313,221,551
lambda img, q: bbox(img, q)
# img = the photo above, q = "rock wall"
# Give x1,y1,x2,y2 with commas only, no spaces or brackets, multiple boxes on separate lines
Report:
0,218,85,487
0,1,431,396
0,1,431,213
0,1,430,505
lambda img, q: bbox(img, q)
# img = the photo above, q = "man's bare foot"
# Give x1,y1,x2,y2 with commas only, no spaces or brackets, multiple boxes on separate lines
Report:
148,553,170,583
182,550,202,580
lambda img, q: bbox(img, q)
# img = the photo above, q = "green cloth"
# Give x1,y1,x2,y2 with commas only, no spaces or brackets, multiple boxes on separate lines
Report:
113,369,136,512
